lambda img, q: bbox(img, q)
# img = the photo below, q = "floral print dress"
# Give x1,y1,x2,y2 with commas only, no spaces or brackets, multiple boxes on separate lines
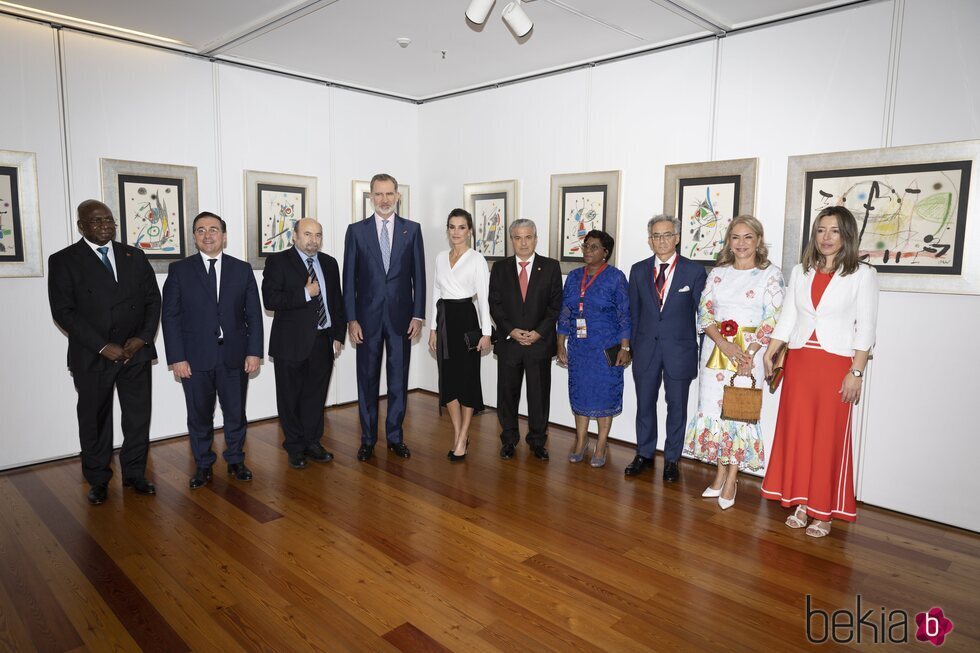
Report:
683,264,784,471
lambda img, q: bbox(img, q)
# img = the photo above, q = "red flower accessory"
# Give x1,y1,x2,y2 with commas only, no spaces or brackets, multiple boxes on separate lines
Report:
719,320,739,337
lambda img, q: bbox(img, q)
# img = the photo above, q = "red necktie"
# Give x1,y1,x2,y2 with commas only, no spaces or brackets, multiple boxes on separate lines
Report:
655,262,668,305
519,261,529,300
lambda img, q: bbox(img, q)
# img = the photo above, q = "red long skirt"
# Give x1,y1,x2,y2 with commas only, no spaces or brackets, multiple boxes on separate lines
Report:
761,347,857,522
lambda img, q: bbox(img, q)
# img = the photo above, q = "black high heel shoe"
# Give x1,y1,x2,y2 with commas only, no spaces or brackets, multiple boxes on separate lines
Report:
447,439,468,462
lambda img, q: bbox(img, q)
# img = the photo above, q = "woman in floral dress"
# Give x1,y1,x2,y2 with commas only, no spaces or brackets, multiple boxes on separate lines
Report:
683,216,784,509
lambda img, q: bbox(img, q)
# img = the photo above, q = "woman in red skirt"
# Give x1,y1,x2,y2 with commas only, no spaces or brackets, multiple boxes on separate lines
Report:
762,206,878,538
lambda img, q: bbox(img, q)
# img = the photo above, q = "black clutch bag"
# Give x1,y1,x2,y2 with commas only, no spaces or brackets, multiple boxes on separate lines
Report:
604,344,622,366
464,329,497,350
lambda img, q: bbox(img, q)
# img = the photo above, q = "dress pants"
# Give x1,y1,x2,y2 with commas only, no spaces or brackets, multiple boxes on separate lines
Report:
72,360,151,486
181,358,249,468
275,330,334,456
633,348,693,462
356,316,410,445
496,352,551,448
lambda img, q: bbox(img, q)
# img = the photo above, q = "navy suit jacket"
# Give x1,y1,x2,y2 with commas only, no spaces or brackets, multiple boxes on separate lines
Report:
342,214,425,336
262,247,346,361
161,253,263,371
48,239,160,373
628,255,707,379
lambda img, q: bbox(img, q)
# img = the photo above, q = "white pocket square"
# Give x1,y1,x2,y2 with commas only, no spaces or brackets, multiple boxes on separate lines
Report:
678,286,691,292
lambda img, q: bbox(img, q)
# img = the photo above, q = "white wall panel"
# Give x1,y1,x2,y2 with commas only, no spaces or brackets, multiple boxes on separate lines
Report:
0,17,74,468
857,0,980,531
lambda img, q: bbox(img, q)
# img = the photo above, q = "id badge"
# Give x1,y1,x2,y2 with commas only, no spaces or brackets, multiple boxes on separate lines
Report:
576,318,588,339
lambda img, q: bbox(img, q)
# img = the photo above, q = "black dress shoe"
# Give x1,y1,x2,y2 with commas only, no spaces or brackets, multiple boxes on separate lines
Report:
356,444,374,461
288,453,308,469
499,443,516,459
531,445,550,461
227,462,253,481
624,455,653,476
387,442,411,458
662,461,680,482
304,443,334,463
189,466,213,489
447,450,467,462
123,477,156,494
87,483,108,505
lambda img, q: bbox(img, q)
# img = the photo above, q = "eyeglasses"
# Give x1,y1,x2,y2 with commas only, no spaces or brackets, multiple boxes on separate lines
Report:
581,243,604,252
649,232,677,241
82,217,116,226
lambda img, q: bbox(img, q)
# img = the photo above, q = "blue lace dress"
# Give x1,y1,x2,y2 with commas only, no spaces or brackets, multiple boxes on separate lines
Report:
558,265,631,417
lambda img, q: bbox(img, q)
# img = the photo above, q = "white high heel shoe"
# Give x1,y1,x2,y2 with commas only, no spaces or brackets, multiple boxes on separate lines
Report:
718,481,738,510
701,485,722,498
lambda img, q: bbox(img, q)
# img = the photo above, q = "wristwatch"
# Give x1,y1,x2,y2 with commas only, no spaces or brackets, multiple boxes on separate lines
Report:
849,369,864,378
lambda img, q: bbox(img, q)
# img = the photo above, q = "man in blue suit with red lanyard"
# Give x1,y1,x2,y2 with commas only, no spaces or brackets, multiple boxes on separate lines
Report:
343,173,425,461
162,212,264,488
626,215,706,482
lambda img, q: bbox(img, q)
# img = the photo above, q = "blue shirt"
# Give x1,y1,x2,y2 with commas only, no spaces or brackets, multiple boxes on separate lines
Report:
296,248,332,330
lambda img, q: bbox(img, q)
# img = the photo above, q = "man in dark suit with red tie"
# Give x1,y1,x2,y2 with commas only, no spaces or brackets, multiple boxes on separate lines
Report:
263,218,346,469
626,215,707,481
162,212,264,488
488,218,563,460
48,199,161,505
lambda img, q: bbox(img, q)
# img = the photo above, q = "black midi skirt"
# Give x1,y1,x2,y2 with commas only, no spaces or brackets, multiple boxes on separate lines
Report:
436,299,485,411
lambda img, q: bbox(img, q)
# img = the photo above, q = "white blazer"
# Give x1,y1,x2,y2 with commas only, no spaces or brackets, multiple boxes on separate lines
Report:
771,263,879,357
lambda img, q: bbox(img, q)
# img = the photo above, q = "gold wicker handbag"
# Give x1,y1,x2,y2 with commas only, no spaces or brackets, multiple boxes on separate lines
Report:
721,372,763,424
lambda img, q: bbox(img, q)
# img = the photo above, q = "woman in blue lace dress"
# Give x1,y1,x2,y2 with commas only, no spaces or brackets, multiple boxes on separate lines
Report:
557,230,631,468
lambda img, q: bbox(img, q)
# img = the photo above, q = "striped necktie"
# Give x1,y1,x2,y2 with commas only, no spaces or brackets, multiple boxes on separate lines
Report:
380,219,391,273
307,257,328,328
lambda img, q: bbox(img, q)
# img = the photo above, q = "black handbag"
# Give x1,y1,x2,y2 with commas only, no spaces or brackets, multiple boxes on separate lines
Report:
464,328,497,350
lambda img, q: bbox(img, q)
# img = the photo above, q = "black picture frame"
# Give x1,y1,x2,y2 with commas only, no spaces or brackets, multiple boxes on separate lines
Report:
471,190,508,261
676,174,741,267
257,182,306,258
0,165,25,263
802,160,972,276
559,184,607,263
117,173,187,263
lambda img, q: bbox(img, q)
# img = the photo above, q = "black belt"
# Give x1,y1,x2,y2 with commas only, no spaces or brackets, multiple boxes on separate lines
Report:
217,338,224,346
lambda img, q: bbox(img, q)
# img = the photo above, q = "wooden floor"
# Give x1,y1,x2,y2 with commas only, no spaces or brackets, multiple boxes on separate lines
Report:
1,391,977,652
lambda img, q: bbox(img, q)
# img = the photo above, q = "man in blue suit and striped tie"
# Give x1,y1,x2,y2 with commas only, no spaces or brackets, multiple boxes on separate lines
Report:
343,173,426,461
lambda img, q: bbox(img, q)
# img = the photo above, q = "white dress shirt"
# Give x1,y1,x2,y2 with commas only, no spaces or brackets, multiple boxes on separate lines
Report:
374,213,396,250
430,249,492,335
653,252,677,307
200,251,223,336
83,238,118,282
515,252,536,283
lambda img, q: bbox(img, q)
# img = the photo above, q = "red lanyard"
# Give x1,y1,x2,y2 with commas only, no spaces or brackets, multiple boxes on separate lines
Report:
578,263,607,314
655,257,678,305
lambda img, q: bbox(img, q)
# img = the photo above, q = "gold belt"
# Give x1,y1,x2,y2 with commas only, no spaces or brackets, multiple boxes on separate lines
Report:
707,324,757,372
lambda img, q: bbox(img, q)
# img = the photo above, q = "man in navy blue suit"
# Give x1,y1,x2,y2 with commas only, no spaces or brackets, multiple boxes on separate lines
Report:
626,215,707,482
162,212,264,488
343,173,425,461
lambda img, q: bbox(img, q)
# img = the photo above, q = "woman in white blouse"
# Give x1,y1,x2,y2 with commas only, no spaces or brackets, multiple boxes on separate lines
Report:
428,209,493,461
762,206,879,538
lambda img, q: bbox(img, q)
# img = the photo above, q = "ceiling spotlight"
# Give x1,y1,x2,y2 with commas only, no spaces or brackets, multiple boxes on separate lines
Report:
395,37,412,48
502,1,533,38
465,0,495,24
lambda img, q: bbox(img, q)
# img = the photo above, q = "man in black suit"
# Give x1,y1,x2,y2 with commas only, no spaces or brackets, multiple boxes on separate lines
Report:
162,212,264,488
488,218,563,460
48,199,161,505
262,218,346,469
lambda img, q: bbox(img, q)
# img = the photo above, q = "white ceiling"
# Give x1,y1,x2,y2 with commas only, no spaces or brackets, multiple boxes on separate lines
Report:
2,0,864,99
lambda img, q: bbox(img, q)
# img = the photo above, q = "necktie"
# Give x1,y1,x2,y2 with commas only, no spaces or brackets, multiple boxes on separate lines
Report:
655,262,668,306
207,258,217,302
307,257,328,328
380,219,391,273
519,261,529,300
97,246,115,280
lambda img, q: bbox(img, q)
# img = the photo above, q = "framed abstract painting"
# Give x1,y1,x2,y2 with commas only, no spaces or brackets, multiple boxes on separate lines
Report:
245,170,317,270
464,179,518,265
549,170,621,275
101,158,199,273
0,149,42,277
663,158,758,267
783,141,979,294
